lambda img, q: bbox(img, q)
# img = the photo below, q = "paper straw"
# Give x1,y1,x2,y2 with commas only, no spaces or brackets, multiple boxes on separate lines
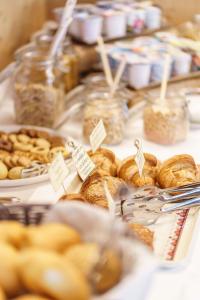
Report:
110,57,126,98
160,54,171,104
49,0,77,59
97,36,113,88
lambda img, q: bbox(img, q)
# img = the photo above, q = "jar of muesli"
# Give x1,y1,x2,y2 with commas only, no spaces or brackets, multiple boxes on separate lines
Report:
83,91,128,145
12,49,65,128
143,96,189,145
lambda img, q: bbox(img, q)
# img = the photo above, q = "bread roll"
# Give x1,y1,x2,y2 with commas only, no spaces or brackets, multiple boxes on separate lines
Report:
0,221,26,249
24,223,81,253
19,250,90,300
0,243,22,297
65,243,122,293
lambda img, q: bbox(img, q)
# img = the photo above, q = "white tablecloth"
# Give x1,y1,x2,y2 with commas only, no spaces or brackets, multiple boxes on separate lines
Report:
1,89,200,300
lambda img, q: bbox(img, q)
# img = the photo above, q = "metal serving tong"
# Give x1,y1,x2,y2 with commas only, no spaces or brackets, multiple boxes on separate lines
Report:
116,182,200,225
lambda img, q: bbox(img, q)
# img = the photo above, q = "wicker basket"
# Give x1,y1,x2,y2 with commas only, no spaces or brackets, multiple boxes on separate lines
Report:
0,204,51,225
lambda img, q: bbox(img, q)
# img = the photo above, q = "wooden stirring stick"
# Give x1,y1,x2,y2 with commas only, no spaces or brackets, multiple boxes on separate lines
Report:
97,36,113,88
49,0,77,59
160,54,171,105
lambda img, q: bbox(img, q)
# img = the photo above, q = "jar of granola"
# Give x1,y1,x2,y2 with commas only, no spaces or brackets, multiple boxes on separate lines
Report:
12,50,65,128
32,33,79,92
143,96,189,145
83,91,128,145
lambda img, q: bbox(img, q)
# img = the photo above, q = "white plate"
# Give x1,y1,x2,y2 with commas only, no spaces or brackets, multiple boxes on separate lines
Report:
0,125,67,187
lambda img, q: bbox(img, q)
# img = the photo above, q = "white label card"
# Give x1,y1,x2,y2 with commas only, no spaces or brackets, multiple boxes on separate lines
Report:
48,152,69,192
72,144,95,181
90,120,107,153
134,139,145,178
103,181,116,218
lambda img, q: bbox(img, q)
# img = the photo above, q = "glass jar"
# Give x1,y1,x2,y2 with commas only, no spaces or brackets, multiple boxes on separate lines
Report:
32,33,79,92
12,50,65,128
143,96,189,145
82,73,133,104
83,91,128,145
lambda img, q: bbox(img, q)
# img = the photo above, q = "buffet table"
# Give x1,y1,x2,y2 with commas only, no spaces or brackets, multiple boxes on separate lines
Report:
1,86,200,300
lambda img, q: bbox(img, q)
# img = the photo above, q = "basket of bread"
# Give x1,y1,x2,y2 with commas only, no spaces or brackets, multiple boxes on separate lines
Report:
0,201,156,300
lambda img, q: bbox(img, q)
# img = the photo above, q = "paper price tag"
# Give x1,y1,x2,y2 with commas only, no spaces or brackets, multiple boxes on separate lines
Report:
104,181,116,218
90,120,107,153
71,144,95,181
134,139,145,178
48,152,69,192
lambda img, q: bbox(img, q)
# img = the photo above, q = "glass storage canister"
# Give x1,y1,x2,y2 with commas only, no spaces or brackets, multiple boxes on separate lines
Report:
83,91,128,145
12,50,65,128
81,73,133,103
143,96,189,145
33,33,79,92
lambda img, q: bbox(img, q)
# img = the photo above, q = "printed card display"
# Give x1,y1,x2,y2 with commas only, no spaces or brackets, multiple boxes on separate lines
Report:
89,119,107,153
134,139,145,178
48,152,69,192
71,144,95,181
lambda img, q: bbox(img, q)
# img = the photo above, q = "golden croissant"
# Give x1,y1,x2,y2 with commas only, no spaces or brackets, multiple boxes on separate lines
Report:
80,172,125,208
157,154,199,188
88,148,119,177
118,153,159,187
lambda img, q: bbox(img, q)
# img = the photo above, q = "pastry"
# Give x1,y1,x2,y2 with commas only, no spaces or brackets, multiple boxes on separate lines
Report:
88,148,118,177
0,161,8,179
157,154,199,188
0,286,5,300
81,172,125,208
59,193,87,203
0,243,22,297
19,250,90,300
8,167,24,180
129,224,154,249
0,129,68,180
14,295,50,300
24,223,81,253
65,243,122,293
118,153,159,187
0,221,27,249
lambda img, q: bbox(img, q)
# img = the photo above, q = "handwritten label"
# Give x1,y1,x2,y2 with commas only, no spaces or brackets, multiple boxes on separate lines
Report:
70,143,95,181
104,181,116,218
134,139,145,178
90,120,107,153
48,153,69,192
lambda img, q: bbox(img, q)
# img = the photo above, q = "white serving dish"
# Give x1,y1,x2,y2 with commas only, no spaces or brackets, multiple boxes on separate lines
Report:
0,125,67,187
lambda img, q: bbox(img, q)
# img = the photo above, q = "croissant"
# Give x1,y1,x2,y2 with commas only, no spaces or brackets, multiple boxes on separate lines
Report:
128,223,154,249
157,154,199,188
118,153,159,187
80,172,125,209
88,148,119,177
59,194,87,203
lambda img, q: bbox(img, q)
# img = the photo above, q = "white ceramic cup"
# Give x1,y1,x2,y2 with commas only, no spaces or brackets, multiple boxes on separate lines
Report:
173,52,192,76
145,6,161,30
103,11,127,39
128,62,151,89
128,9,146,33
79,16,103,44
